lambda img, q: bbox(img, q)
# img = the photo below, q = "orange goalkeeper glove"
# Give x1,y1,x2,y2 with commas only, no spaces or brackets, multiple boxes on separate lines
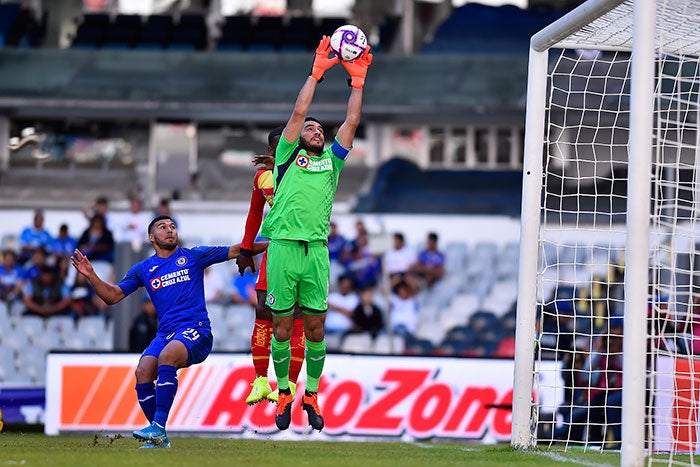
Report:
310,36,340,83
342,46,373,89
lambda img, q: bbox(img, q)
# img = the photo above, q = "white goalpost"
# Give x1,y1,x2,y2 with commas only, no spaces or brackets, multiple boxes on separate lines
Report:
512,0,700,465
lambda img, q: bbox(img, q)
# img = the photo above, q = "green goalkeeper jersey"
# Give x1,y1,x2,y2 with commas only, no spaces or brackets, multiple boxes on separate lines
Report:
260,134,350,242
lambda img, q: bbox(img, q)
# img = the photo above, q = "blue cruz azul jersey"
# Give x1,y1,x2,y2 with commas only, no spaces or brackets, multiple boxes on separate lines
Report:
118,246,229,335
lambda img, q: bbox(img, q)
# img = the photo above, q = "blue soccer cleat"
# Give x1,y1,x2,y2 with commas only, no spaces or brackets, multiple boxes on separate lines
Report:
133,421,167,445
139,436,171,449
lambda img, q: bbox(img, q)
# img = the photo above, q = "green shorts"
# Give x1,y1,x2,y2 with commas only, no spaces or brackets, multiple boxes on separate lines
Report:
265,239,330,316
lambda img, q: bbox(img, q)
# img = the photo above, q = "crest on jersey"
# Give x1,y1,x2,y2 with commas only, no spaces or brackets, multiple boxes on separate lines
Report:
295,155,309,168
150,278,162,290
268,293,276,306
176,256,187,266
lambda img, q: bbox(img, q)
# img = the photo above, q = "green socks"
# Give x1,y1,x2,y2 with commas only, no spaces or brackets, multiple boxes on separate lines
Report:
271,336,291,391
305,339,326,392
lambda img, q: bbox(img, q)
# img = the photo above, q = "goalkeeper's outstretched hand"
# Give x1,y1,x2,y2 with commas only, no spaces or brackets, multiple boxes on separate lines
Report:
342,46,373,89
310,36,340,82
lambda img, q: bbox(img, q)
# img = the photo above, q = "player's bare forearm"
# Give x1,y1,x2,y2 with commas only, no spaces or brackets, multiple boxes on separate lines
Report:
284,76,318,142
87,276,124,305
336,87,363,148
252,241,269,255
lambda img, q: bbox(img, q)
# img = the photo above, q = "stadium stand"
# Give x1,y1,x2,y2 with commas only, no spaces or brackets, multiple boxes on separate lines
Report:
421,3,565,54
354,158,523,215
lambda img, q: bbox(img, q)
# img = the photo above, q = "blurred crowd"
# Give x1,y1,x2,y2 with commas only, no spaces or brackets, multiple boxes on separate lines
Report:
0,196,452,354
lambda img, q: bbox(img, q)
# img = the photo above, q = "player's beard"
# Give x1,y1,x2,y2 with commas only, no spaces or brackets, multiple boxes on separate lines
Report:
300,137,323,155
154,236,178,251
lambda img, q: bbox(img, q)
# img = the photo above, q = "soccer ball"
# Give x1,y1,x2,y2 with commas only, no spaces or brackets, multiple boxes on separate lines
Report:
329,25,367,62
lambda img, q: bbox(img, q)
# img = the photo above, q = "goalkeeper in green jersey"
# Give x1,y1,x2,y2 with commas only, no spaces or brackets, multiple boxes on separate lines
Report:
260,35,372,432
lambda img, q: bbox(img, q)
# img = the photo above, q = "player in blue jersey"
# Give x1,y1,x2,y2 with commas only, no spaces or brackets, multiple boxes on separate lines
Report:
71,215,267,448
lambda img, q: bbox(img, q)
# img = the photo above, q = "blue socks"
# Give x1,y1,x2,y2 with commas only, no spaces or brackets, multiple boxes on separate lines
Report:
135,382,156,422
153,365,178,427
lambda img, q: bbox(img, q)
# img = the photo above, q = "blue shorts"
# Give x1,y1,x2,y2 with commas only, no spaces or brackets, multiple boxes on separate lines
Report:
142,326,213,367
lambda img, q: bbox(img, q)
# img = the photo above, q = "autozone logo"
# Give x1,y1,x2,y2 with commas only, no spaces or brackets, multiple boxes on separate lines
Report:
202,367,513,440
48,355,539,440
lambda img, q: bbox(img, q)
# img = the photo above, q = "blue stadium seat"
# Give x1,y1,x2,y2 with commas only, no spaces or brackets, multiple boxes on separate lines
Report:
317,17,347,37
249,16,283,51
137,14,172,49
217,15,251,50
168,14,206,50
102,14,142,49
0,3,22,47
280,16,315,51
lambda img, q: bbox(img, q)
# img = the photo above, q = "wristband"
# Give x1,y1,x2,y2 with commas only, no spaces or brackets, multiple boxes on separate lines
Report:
240,248,253,257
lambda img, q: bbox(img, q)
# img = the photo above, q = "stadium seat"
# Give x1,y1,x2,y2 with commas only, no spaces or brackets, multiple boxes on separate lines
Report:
249,16,283,51
0,302,12,331
46,315,76,338
136,14,172,49
217,15,251,51
444,241,468,274
372,334,405,354
468,310,499,332
0,346,15,381
280,17,316,51
76,315,107,345
340,332,373,354
168,14,207,50
0,3,21,47
62,333,92,350
19,315,45,336
414,321,445,346
0,327,30,352
324,332,343,352
317,17,347,36
225,303,254,329
208,303,226,331
16,348,47,384
31,328,63,351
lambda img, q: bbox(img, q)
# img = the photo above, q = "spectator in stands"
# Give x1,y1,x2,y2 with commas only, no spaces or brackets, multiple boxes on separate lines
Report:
0,249,24,305
327,220,346,264
83,195,113,230
539,302,575,417
51,223,77,258
342,219,369,263
203,266,225,304
388,280,419,336
408,232,445,288
342,232,382,289
129,296,158,353
349,286,384,338
155,198,178,227
326,275,360,336
22,246,47,282
18,209,53,264
555,317,623,447
384,232,417,287
114,197,151,247
77,214,115,264
22,264,72,317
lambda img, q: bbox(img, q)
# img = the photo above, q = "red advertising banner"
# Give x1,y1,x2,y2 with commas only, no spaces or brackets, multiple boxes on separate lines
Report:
45,353,561,442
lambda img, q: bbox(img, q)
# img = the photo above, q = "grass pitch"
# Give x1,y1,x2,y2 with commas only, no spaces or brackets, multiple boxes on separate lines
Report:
0,431,624,466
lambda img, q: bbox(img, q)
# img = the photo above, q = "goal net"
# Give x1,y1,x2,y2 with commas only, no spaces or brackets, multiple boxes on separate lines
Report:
512,0,700,464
